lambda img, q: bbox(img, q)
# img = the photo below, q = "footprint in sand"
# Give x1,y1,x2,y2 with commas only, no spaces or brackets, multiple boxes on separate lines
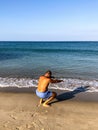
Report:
10,114,17,120
3,121,10,128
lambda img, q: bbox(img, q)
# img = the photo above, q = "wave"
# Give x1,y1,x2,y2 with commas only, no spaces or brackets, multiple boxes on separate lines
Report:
0,48,98,54
0,77,98,92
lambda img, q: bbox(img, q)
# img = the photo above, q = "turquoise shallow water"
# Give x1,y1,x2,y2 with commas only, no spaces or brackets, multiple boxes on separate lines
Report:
0,41,98,92
0,41,98,79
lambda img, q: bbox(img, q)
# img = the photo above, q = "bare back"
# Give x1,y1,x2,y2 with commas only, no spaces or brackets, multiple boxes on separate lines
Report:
37,76,51,92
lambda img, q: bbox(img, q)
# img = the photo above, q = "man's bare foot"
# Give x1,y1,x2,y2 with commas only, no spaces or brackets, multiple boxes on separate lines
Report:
43,103,50,107
37,99,45,107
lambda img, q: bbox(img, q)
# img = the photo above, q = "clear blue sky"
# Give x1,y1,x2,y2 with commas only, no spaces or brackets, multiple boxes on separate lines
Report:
0,0,98,41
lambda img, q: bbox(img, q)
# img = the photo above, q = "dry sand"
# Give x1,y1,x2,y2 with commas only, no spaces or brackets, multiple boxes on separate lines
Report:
0,88,98,130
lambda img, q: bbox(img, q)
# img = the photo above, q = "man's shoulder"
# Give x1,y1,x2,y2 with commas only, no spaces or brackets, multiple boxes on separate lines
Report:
40,76,51,81
39,75,44,78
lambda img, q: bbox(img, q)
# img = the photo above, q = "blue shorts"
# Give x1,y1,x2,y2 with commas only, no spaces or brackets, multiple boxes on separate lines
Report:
36,89,52,99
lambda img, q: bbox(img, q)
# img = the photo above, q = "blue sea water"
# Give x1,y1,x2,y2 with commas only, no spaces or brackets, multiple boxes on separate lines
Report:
0,41,98,92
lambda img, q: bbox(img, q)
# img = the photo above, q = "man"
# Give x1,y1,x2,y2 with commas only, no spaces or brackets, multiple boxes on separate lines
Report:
36,70,63,107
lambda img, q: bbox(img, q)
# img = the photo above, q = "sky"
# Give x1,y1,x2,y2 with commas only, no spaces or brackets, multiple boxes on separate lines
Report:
0,0,98,41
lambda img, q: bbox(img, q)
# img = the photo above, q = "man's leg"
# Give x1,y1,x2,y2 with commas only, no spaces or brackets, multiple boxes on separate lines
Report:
38,98,44,106
39,98,43,105
43,92,57,107
37,98,44,107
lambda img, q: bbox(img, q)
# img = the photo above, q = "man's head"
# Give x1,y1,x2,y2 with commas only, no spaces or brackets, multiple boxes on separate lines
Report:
44,70,52,78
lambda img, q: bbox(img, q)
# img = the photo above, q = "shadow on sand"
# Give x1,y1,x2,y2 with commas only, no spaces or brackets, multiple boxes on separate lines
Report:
51,86,90,104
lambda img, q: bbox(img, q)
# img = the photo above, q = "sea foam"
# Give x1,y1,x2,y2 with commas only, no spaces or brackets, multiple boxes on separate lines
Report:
0,77,98,92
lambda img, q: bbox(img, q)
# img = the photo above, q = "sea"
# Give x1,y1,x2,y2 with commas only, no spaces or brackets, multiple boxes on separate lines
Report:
0,41,98,92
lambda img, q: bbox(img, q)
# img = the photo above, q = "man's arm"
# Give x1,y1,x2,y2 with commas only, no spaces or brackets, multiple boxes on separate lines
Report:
50,79,63,83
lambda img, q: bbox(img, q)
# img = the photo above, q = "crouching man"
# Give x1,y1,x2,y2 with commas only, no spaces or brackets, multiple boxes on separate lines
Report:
36,70,63,107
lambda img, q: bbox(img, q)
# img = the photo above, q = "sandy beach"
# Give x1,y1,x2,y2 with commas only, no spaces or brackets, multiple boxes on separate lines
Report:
0,87,98,130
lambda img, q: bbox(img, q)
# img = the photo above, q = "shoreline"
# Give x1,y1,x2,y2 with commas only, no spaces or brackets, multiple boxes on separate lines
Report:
0,86,98,102
1,76,98,93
